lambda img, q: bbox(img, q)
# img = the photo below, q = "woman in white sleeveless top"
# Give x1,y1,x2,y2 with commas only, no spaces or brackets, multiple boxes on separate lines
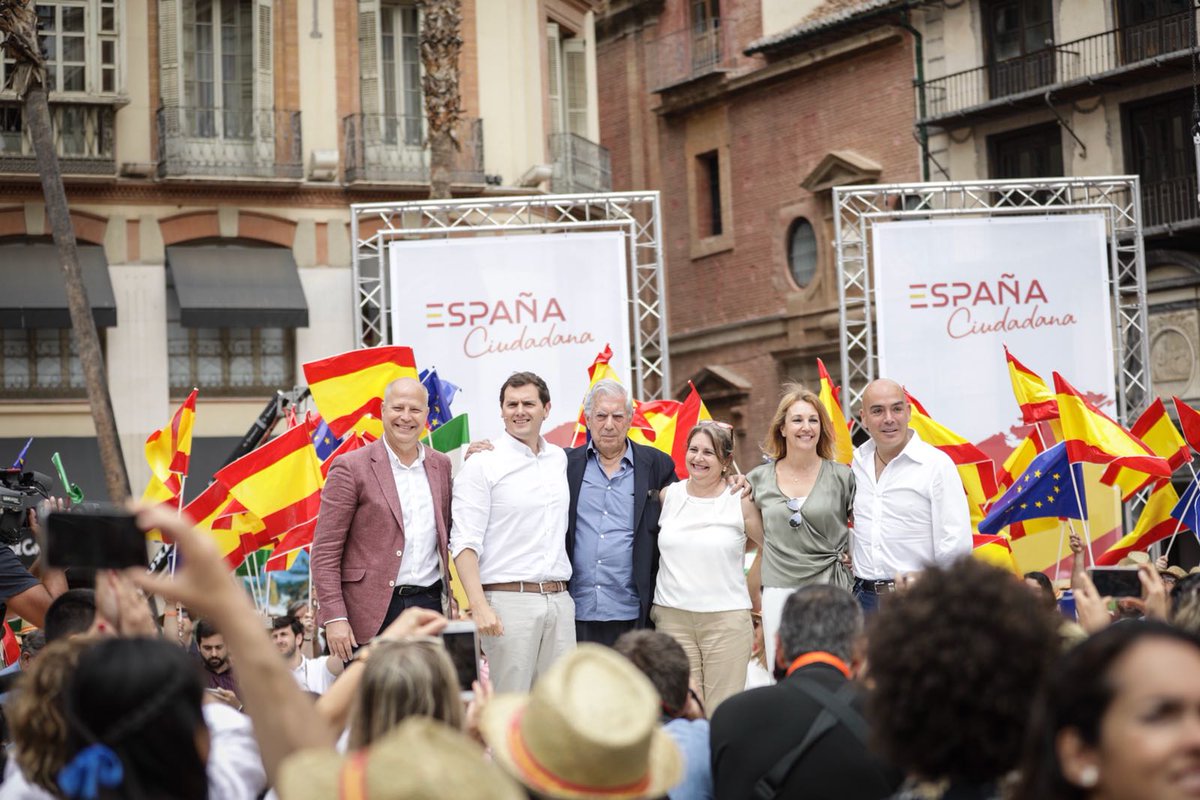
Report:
652,422,764,712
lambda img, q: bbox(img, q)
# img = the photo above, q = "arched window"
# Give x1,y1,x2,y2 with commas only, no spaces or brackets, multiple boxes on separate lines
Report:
787,218,818,288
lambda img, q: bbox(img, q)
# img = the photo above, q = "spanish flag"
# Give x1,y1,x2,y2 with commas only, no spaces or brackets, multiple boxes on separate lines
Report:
264,517,318,572
653,383,713,479
1005,347,1059,423
816,358,854,465
1096,482,1183,565
1101,398,1190,501
632,399,681,448
183,482,250,568
972,533,1021,575
570,345,620,447
905,392,999,525
213,421,325,547
141,389,198,509
303,346,419,438
1173,396,1200,453
1053,373,1171,478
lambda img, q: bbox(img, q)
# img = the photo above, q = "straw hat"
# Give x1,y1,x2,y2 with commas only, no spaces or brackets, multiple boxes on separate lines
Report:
1117,552,1151,567
1163,565,1188,580
276,717,524,800
480,644,683,800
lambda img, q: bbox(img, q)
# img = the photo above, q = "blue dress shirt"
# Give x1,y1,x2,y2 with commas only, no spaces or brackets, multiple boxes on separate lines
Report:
570,442,640,621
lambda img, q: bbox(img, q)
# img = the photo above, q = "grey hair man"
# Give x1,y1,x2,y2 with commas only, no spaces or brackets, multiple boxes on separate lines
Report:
709,585,900,800
566,379,680,646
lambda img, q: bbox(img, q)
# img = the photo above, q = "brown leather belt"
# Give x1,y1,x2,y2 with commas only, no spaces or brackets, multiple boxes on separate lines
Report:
482,580,568,594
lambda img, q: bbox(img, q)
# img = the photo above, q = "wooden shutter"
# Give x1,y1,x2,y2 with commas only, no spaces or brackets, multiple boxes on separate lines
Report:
563,37,587,138
254,0,275,111
158,0,180,108
359,0,382,116
546,22,562,134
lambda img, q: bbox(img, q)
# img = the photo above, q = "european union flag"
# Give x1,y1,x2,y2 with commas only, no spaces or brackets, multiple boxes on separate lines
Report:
1170,477,1200,538
420,368,460,431
979,442,1086,534
11,437,32,469
311,418,342,461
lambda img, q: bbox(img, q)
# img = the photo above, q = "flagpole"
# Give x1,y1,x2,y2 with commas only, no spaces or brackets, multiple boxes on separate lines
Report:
1065,461,1096,566
1165,462,1200,557
1053,520,1066,582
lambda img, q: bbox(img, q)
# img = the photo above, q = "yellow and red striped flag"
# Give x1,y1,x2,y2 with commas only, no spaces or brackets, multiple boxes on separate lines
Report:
652,383,713,479
214,421,325,549
1173,396,1200,453
265,517,318,572
1096,482,1183,565
1005,347,1059,423
816,358,854,465
183,482,250,568
1053,372,1171,478
631,399,680,448
303,346,419,438
905,392,999,525
141,389,198,510
972,533,1021,575
1101,398,1190,501
570,344,620,447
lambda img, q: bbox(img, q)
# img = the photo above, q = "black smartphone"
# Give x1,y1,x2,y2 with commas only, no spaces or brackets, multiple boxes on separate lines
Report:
43,507,149,570
441,621,481,701
1089,567,1142,598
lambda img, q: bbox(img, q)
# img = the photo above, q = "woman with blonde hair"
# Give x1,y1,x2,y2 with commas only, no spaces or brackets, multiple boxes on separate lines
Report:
747,384,855,671
347,638,465,749
651,422,764,712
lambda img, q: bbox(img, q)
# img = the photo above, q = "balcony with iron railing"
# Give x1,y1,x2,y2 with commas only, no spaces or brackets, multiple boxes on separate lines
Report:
549,132,612,194
647,16,742,93
1142,174,1200,233
919,11,1195,123
0,101,115,176
342,115,484,185
157,106,303,180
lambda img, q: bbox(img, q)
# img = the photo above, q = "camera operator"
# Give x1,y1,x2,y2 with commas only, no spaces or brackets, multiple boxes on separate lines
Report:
0,501,68,629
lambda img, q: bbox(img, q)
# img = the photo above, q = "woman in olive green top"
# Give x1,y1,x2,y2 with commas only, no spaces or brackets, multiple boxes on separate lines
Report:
746,384,854,672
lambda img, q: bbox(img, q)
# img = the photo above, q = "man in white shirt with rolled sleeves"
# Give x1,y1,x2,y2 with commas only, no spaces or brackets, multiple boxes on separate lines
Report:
850,378,972,612
451,371,574,692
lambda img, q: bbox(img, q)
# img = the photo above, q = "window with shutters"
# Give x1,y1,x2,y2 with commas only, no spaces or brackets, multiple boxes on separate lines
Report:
546,22,588,137
380,2,422,146
158,0,299,178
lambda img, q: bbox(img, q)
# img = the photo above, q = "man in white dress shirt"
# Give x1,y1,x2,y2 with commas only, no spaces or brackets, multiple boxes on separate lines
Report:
271,615,343,694
451,371,574,692
850,379,972,611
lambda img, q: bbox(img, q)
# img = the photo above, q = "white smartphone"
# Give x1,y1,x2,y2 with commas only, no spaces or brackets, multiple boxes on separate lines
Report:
441,620,481,702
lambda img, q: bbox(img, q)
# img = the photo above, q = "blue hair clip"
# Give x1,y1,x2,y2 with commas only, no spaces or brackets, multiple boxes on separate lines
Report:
57,743,124,800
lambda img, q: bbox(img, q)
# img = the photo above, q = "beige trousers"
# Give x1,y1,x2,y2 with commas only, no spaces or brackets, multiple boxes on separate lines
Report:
482,590,576,693
651,604,753,712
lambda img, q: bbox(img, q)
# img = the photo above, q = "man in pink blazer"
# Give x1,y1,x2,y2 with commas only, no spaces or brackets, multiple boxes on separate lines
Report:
311,377,453,661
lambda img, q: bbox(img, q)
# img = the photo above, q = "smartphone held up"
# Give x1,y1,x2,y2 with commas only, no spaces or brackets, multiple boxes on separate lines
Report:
41,505,150,571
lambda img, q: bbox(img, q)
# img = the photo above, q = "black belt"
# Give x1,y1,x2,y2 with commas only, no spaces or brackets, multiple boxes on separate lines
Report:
397,580,442,597
854,578,896,594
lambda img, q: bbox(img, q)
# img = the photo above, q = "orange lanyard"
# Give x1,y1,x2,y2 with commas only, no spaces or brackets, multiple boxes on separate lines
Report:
786,651,851,678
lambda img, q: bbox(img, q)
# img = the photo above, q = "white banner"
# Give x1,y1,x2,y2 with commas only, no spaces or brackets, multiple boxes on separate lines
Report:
389,232,631,441
873,215,1115,448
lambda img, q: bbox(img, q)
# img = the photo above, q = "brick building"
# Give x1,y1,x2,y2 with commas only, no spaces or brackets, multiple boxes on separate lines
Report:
596,0,920,467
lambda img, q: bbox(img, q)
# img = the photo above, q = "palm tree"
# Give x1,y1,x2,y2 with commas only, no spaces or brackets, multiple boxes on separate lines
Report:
0,0,130,501
418,0,463,201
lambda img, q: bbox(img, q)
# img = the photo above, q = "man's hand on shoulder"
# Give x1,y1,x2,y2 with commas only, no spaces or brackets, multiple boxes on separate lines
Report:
726,473,753,499
464,440,494,460
325,619,357,662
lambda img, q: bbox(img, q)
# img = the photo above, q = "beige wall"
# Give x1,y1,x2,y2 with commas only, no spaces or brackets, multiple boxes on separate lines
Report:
119,0,153,165
298,0,341,159
760,0,824,40
477,0,549,184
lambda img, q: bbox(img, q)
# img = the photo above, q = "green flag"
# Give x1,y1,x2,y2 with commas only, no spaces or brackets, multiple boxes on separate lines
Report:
50,452,85,504
428,413,470,476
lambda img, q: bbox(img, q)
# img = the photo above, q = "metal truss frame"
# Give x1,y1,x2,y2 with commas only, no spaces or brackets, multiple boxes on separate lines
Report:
833,176,1150,428
350,192,670,401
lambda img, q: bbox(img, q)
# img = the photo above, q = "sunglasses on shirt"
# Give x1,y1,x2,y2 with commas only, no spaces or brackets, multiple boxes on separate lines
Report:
786,497,804,528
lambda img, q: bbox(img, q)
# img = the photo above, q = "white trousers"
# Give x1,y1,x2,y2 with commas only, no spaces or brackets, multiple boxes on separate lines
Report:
481,590,576,693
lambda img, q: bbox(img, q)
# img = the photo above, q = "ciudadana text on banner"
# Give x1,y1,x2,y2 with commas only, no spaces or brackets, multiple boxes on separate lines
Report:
873,215,1115,445
389,232,631,441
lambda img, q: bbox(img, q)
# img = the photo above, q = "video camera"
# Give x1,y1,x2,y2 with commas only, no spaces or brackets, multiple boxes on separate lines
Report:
0,469,52,545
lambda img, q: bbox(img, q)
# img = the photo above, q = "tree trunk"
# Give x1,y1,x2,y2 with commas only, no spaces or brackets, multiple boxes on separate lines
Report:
419,0,463,201
24,82,131,502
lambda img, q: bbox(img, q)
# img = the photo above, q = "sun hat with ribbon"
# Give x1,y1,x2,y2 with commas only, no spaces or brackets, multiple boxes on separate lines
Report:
479,643,683,800
277,717,524,800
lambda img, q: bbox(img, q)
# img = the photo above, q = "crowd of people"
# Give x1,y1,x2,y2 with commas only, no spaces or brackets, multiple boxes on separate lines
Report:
0,372,1195,800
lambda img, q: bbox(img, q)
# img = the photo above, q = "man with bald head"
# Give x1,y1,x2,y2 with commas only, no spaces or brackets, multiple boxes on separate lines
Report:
312,377,454,660
849,379,971,611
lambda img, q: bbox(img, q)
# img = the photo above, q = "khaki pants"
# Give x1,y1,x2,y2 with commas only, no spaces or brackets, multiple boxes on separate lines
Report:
651,604,752,712
482,590,576,693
